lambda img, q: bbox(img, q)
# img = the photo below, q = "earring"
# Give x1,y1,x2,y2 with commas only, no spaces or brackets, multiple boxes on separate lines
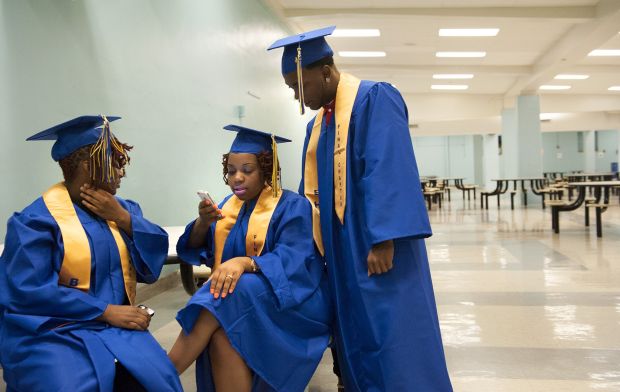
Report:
326,77,331,83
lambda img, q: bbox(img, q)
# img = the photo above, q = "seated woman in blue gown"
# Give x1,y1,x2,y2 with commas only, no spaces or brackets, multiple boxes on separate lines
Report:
168,125,331,392
0,116,182,392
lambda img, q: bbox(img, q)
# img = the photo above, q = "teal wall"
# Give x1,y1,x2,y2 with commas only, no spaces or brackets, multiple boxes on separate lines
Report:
595,130,619,172
412,135,478,184
0,0,311,240
542,130,619,173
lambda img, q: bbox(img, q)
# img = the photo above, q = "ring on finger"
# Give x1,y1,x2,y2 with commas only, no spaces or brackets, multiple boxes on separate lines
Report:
225,274,234,281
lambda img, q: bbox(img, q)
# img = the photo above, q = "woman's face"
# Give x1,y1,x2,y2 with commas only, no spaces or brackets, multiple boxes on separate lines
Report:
226,153,265,201
90,163,125,195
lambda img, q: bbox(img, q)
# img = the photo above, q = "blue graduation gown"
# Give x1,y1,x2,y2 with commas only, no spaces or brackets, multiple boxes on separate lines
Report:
176,190,331,392
300,81,453,391
0,197,182,392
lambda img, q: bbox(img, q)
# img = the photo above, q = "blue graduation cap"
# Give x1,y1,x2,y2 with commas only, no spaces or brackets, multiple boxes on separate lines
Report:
267,26,336,75
224,124,291,154
223,124,291,197
27,115,121,161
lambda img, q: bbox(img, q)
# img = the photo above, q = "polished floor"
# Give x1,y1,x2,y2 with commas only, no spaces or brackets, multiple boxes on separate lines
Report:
1,194,619,391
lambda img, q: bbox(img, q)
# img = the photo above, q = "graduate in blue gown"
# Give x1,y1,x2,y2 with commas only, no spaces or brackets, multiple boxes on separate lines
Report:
168,125,331,392
268,27,453,391
0,116,182,392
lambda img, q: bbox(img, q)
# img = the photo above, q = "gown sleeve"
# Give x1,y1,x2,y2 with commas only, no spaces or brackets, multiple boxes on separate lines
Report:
119,199,169,283
175,220,215,267
0,212,108,325
354,82,432,245
251,194,322,311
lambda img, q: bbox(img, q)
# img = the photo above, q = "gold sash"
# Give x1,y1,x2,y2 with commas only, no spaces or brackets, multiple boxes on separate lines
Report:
304,72,361,255
42,183,136,304
213,186,282,271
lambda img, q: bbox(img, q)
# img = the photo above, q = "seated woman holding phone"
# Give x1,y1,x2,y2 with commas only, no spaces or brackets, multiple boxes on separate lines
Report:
168,125,331,392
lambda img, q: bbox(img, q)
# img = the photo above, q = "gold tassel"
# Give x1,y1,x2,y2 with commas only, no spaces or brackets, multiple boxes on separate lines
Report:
271,134,280,197
296,45,305,115
89,115,128,185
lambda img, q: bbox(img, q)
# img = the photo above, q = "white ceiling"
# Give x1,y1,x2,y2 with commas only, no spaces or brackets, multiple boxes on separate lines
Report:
262,0,620,135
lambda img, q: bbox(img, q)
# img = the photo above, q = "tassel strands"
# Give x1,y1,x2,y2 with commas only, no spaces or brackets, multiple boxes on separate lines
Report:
89,115,128,185
296,45,305,116
271,135,281,197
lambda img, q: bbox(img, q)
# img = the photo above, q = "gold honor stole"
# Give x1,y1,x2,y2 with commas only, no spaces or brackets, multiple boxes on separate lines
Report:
42,182,137,304
213,186,282,271
304,72,361,256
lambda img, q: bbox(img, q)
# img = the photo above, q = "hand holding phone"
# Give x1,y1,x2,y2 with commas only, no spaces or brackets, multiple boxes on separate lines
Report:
197,190,224,220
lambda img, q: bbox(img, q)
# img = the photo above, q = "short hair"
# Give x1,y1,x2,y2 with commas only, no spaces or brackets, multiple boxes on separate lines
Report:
59,139,132,182
222,151,279,188
305,56,334,70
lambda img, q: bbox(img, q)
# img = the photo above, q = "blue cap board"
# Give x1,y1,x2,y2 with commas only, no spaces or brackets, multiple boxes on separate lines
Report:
27,115,121,161
224,124,291,154
267,26,335,75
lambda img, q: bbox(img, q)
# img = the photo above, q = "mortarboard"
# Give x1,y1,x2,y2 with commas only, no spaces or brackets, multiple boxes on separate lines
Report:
267,26,335,75
27,115,128,185
223,124,291,197
267,26,336,115
27,115,121,161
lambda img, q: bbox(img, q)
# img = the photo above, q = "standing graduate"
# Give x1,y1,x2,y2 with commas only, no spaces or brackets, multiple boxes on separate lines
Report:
268,27,453,391
0,116,182,392
168,125,331,392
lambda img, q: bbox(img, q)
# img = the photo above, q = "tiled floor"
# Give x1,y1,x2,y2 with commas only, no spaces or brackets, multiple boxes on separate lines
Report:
1,195,619,391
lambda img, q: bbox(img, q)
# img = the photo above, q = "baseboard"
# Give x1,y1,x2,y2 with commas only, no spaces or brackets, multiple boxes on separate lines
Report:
136,271,180,303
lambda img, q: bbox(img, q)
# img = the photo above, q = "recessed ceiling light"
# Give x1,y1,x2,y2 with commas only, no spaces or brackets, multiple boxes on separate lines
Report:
433,74,474,79
609,86,620,91
431,85,469,90
439,28,499,37
332,29,380,38
554,74,589,80
436,51,486,58
588,49,620,56
539,85,571,90
338,51,386,58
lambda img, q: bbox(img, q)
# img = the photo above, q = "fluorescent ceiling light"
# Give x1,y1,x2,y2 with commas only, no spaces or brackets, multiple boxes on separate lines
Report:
609,86,620,91
540,113,563,121
433,74,474,79
554,74,589,80
539,85,571,90
338,51,386,57
332,29,380,38
588,49,620,56
431,85,469,90
439,28,499,37
436,51,486,58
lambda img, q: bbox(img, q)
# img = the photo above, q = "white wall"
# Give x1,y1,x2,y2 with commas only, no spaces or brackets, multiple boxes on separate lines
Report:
0,0,311,240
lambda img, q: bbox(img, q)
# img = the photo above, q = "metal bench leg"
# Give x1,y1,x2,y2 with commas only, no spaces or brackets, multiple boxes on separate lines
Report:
481,194,485,209
585,206,590,227
510,193,515,210
497,194,500,208
552,207,560,233
473,189,477,200
596,207,602,238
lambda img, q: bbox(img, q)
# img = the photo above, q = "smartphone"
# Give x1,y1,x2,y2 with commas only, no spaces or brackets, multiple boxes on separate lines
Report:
197,190,223,219
137,304,155,317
